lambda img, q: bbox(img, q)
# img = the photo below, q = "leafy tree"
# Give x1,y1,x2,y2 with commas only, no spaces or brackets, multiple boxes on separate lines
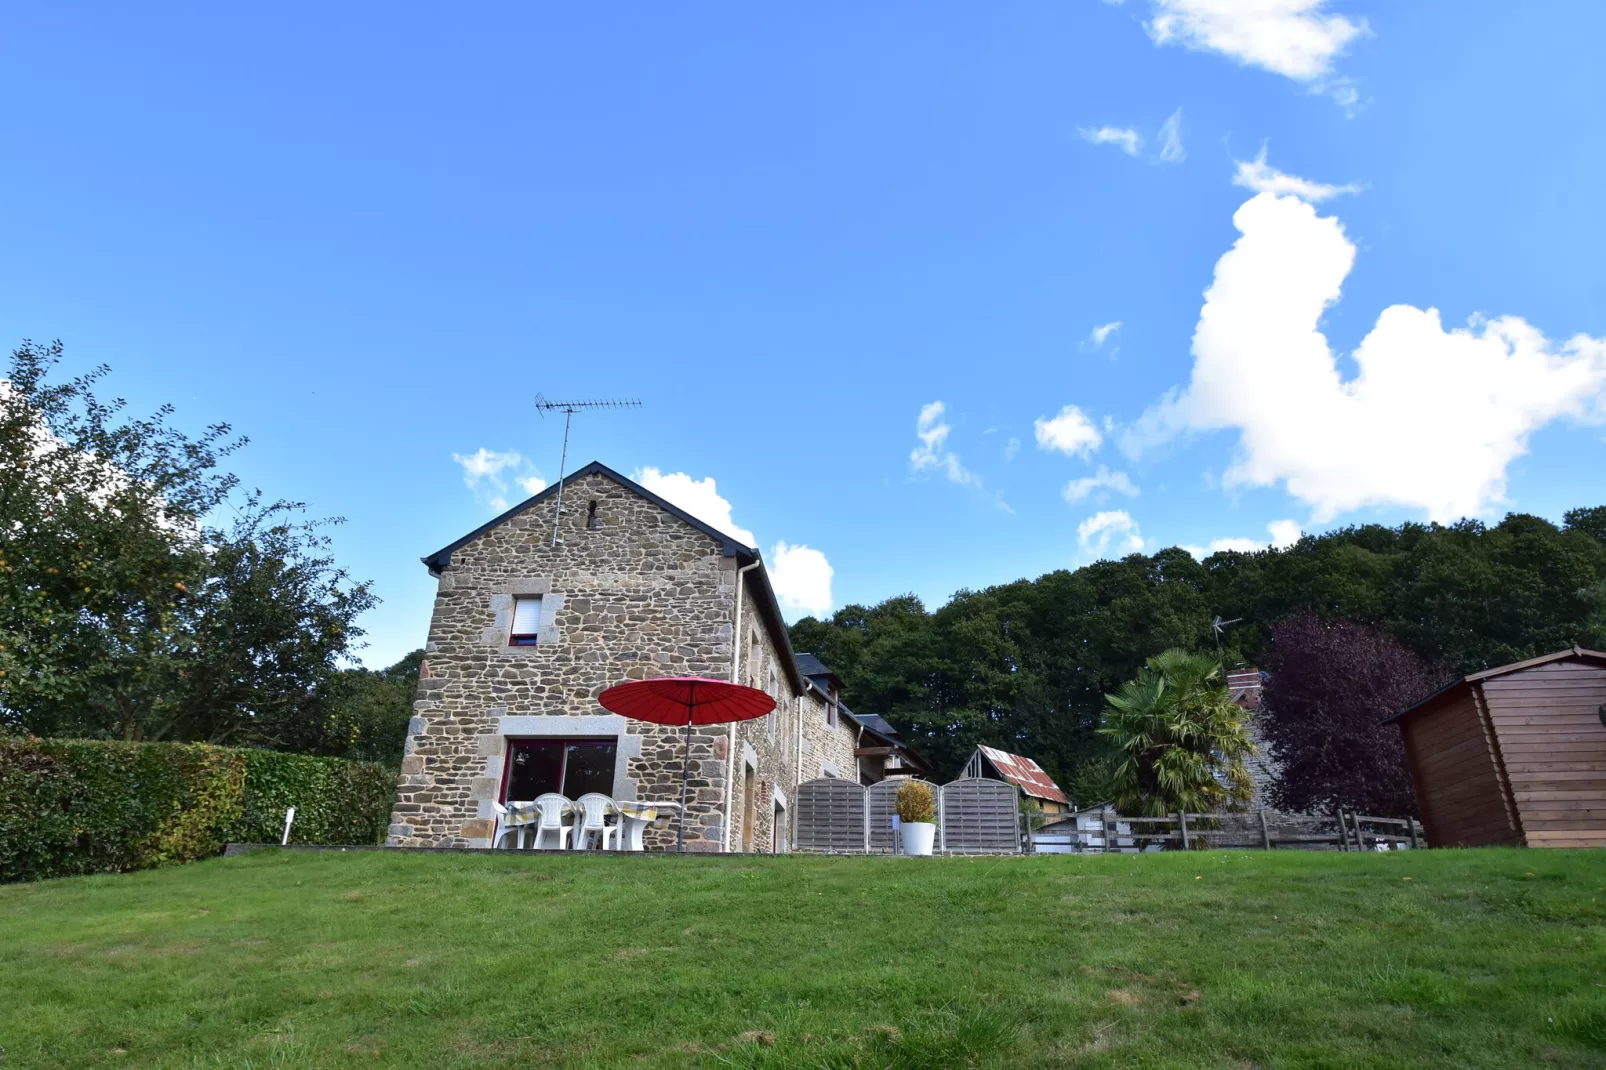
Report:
1098,649,1254,816
324,650,424,764
792,505,1606,792
1260,613,1447,816
0,341,377,749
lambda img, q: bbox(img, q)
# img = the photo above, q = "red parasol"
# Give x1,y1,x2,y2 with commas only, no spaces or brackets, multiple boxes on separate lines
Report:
598,677,775,851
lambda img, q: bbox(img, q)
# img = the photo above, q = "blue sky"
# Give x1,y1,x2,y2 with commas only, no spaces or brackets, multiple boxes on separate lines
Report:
4,3,1604,667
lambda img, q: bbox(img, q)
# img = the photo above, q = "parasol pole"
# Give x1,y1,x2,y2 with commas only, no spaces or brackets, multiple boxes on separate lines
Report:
678,681,695,853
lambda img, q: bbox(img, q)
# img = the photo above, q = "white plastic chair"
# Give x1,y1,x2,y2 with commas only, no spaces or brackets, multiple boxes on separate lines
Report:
528,793,574,850
572,793,619,851
490,801,521,849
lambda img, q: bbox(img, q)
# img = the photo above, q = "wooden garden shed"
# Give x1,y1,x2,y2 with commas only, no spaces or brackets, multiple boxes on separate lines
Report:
1386,647,1606,849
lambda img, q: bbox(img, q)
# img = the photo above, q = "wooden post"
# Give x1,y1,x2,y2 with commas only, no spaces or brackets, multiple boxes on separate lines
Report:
1102,815,1114,854
1178,811,1190,850
1258,810,1271,850
1408,818,1420,850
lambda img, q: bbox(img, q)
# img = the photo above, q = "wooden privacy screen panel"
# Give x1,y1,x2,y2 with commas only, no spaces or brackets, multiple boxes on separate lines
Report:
940,778,1021,854
793,778,868,853
867,778,940,852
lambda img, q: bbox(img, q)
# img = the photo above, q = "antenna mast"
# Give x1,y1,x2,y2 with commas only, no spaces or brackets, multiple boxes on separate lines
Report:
533,394,642,547
1211,615,1244,653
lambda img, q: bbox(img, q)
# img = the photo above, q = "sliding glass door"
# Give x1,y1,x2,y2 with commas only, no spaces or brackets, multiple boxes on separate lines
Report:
503,738,618,801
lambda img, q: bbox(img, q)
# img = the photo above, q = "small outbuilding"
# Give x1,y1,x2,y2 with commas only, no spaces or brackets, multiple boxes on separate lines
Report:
1386,647,1606,849
960,745,1070,814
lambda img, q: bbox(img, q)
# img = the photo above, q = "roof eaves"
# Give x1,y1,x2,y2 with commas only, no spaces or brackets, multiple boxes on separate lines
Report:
1464,645,1606,682
422,460,757,575
739,554,806,695
1384,646,1606,725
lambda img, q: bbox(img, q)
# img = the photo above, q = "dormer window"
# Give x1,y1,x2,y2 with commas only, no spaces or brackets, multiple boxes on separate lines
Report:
510,595,543,646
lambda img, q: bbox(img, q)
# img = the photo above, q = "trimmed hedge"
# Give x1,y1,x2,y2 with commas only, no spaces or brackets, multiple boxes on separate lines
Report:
0,738,395,883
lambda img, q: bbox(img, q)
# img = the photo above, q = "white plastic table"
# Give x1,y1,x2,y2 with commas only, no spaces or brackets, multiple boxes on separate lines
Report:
616,801,680,851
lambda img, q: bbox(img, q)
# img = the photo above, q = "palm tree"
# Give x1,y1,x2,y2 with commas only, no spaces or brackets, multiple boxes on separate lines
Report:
1099,649,1255,817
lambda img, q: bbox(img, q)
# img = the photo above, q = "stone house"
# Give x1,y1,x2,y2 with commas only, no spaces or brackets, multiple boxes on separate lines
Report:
387,461,862,852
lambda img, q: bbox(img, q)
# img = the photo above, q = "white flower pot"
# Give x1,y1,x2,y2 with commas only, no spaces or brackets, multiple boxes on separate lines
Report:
901,821,936,856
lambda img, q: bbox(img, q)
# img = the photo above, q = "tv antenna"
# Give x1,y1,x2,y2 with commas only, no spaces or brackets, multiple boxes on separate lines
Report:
1211,615,1244,651
534,394,641,547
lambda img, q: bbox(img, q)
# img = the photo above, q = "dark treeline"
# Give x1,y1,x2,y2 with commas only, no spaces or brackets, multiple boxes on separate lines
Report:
789,509,1606,799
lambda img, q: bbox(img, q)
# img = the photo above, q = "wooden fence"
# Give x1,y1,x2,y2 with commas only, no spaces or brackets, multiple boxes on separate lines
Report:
1032,809,1424,853
792,777,1022,855
939,779,1021,854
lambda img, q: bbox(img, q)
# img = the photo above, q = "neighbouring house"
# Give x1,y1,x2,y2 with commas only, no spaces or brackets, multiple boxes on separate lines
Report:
1385,646,1606,849
960,745,1069,814
1228,668,1281,810
1034,803,1134,854
795,654,931,784
388,461,861,852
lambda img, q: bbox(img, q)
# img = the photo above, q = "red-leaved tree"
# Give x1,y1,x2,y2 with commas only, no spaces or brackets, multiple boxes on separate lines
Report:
1260,613,1448,816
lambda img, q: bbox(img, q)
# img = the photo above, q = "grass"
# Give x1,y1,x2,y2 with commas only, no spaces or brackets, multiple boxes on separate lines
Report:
1,848,1604,1068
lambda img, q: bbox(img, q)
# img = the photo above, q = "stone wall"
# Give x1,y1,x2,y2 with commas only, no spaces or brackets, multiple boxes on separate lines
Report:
387,467,858,853
799,690,858,784
725,593,794,852
389,470,742,850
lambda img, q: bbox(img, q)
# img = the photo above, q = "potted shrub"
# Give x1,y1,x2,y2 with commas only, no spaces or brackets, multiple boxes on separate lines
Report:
896,780,937,856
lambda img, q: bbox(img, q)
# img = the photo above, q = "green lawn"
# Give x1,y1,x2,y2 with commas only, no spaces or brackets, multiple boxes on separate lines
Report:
1,848,1604,1068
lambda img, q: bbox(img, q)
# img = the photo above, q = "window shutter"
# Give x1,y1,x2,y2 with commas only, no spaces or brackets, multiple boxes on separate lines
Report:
511,596,543,636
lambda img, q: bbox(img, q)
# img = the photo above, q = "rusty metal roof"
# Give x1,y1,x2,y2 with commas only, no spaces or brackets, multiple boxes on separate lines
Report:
976,745,1068,805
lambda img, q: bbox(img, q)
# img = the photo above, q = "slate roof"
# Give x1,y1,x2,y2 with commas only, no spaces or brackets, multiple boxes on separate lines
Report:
795,652,837,683
976,745,1069,805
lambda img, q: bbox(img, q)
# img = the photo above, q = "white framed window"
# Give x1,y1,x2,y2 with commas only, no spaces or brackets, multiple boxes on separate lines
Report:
510,595,543,646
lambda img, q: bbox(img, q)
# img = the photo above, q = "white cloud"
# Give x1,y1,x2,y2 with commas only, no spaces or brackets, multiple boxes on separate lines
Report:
1080,125,1143,156
1145,0,1366,84
636,467,836,621
769,540,834,619
1157,108,1185,163
1004,436,1021,462
1087,321,1123,350
1078,510,1146,558
633,466,758,546
910,401,981,487
453,448,545,511
1232,147,1360,202
1035,405,1103,458
454,447,521,483
1268,518,1302,548
1183,520,1301,559
1124,192,1606,522
1063,465,1140,504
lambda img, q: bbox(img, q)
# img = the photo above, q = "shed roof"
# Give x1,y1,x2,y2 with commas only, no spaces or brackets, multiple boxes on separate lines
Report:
1383,646,1606,725
975,745,1069,805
